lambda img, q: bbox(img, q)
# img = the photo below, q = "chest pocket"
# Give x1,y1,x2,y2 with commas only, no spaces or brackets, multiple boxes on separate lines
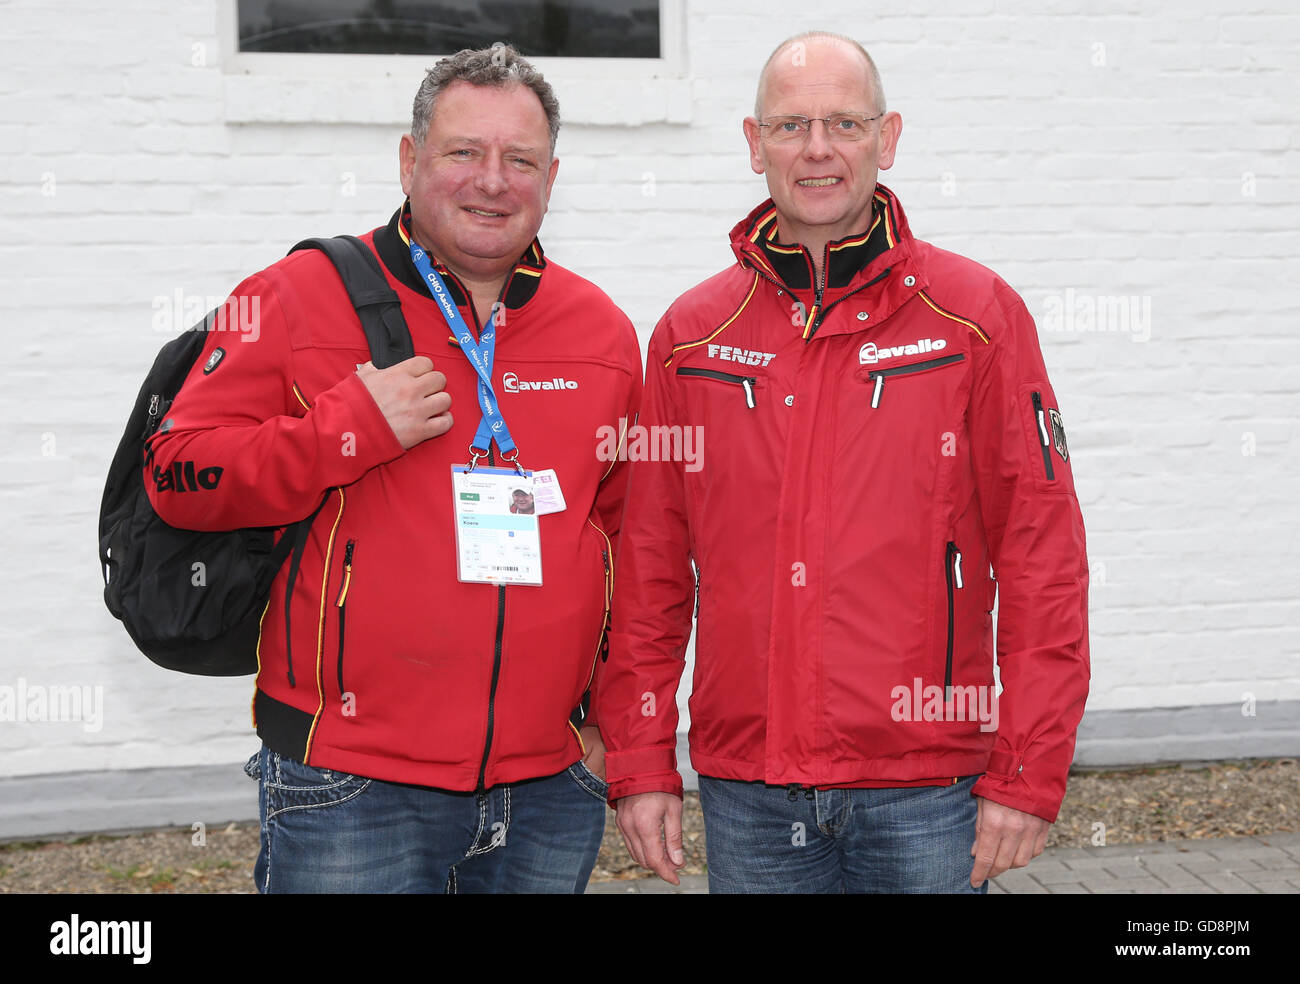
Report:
858,353,965,409
675,366,761,410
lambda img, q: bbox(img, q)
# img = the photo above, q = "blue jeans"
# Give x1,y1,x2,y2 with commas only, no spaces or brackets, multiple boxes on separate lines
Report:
244,744,607,893
697,774,987,894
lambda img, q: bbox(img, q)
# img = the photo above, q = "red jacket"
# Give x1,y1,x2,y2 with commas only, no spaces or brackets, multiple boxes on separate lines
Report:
599,186,1089,822
146,205,641,790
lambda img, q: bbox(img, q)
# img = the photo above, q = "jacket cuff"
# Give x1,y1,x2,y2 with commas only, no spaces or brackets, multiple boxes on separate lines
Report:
972,748,1062,823
605,743,681,803
608,771,684,804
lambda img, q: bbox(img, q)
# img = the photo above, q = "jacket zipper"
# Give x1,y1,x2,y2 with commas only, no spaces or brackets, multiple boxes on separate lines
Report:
944,541,963,697
867,353,965,409
806,256,826,340
476,581,506,793
675,367,757,408
443,284,512,795
694,564,701,619
598,547,611,663
1031,391,1055,480
334,539,355,695
798,265,892,341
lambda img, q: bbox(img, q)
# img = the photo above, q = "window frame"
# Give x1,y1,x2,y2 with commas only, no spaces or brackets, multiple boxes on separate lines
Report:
218,0,690,127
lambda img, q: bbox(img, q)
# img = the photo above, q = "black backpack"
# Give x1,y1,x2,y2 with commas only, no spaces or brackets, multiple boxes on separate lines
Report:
99,235,414,675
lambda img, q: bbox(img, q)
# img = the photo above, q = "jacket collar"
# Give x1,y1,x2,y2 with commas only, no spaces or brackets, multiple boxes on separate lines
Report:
729,182,914,290
373,199,547,311
728,183,926,340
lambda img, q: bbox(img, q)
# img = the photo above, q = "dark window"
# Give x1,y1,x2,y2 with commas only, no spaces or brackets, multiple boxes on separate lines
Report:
238,1,660,58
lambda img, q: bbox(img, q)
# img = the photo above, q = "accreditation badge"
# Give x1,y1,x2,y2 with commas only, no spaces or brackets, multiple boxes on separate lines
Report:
451,466,542,586
527,468,567,516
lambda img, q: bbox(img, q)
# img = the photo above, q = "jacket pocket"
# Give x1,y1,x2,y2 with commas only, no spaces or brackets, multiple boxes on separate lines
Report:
1030,390,1056,480
334,538,356,698
694,562,701,620
863,353,965,409
944,540,963,694
675,366,758,409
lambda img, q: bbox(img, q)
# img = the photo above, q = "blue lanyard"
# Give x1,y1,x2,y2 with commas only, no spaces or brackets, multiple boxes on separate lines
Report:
407,240,517,459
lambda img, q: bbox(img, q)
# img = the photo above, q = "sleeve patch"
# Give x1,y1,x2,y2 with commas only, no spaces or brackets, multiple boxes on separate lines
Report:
1049,407,1069,463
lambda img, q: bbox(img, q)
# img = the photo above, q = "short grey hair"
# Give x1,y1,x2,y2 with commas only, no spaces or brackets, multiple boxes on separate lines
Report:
411,43,560,153
755,31,886,118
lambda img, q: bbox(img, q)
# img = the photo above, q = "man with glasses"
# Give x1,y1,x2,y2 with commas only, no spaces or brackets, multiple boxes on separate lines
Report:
599,31,1089,892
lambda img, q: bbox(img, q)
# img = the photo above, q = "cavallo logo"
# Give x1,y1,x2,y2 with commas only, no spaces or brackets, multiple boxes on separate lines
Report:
858,337,948,365
153,461,223,493
502,371,579,393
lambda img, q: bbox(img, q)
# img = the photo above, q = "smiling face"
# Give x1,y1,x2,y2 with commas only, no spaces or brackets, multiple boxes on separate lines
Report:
743,39,901,251
399,80,559,285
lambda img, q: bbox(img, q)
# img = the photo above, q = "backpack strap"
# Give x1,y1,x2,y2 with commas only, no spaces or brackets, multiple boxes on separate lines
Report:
289,235,415,369
275,236,416,686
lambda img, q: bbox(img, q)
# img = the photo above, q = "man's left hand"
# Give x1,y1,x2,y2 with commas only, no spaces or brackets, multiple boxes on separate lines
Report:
970,796,1050,887
579,725,605,780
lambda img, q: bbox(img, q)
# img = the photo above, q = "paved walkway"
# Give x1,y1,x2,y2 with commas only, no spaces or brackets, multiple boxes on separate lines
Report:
586,832,1300,893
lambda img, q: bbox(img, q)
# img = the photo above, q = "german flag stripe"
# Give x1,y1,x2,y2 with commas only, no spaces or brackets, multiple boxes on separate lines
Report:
873,192,898,249
251,595,274,727
747,250,780,281
664,272,761,367
830,230,871,252
749,207,779,243
918,289,991,344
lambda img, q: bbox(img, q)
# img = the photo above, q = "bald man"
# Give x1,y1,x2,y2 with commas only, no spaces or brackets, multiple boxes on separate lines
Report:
597,31,1089,893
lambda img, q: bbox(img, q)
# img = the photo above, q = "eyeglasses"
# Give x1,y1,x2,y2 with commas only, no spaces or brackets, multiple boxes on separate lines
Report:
757,112,884,143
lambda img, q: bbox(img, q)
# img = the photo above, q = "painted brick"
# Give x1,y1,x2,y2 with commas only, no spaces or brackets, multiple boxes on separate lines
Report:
0,0,1297,783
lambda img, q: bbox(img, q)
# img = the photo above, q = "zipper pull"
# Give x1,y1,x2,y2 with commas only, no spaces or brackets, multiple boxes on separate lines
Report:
741,378,755,409
143,393,163,440
953,549,963,589
870,374,884,409
1032,391,1051,448
335,539,355,607
600,549,612,662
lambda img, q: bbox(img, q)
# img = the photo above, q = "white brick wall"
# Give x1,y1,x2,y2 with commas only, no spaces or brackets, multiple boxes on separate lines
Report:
2,0,1297,780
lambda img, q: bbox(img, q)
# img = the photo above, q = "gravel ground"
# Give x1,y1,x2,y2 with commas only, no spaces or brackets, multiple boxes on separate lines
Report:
1,757,1294,893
